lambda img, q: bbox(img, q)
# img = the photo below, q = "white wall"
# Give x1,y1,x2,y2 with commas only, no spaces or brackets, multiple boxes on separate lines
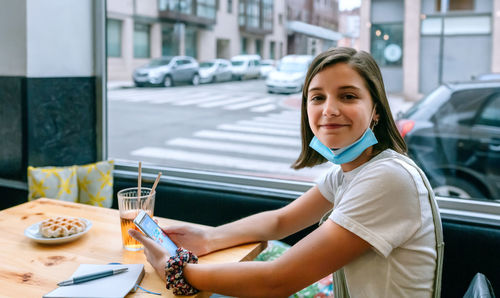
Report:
26,0,94,77
0,0,27,76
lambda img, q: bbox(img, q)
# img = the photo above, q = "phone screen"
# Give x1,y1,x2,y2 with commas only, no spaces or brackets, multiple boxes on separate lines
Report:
135,212,178,256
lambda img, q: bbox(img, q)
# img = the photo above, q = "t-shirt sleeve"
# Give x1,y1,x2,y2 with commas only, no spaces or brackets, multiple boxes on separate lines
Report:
315,166,341,203
329,160,422,258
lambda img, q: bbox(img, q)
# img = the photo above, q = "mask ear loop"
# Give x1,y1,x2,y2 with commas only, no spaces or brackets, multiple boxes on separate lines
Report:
369,105,378,130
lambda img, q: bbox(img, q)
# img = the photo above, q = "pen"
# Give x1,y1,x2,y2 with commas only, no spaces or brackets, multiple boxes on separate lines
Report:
57,267,128,286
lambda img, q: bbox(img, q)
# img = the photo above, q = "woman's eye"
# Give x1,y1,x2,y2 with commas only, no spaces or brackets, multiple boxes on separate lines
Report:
342,94,357,100
310,95,323,102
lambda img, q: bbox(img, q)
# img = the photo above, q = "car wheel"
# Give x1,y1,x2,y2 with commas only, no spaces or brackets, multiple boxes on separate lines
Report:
163,75,173,87
191,74,200,86
432,176,485,199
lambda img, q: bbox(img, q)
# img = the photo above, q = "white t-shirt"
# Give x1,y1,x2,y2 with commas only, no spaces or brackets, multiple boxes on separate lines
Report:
316,149,437,298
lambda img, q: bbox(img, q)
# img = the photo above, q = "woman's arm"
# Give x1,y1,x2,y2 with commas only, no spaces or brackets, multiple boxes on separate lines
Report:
183,219,371,297
165,186,333,255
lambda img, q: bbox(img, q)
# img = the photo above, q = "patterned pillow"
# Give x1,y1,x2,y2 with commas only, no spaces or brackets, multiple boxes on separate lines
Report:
76,160,114,208
28,165,78,202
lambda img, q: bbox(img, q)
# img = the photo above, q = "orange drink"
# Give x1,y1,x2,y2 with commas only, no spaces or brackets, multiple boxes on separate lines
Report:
117,187,155,251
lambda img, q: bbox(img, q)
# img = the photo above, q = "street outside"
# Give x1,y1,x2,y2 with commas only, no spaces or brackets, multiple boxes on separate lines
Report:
108,79,413,182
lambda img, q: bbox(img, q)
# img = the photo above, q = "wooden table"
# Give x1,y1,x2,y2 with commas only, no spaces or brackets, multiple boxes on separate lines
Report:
0,198,266,297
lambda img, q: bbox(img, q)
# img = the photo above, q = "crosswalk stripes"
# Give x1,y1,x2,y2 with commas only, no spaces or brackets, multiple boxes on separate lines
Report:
108,88,286,113
129,111,332,179
166,138,300,159
198,95,258,108
193,130,300,146
216,124,300,137
224,98,274,110
250,104,276,112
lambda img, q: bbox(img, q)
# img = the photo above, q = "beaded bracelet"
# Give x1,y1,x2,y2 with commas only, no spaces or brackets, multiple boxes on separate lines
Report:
165,247,200,295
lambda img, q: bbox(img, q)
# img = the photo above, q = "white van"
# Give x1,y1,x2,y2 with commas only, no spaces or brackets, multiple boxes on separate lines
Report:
266,55,313,94
230,54,261,80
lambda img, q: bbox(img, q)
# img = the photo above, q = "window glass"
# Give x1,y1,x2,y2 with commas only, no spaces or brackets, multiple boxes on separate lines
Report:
107,19,122,57
255,39,262,56
106,0,500,204
421,16,491,35
185,26,198,58
197,0,216,19
134,23,150,58
162,23,179,56
476,93,500,127
370,23,403,67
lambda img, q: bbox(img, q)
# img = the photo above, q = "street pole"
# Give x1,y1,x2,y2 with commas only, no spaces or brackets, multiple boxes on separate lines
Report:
438,0,449,85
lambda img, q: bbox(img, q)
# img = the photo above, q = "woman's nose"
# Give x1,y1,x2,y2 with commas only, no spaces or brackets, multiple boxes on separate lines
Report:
322,98,340,117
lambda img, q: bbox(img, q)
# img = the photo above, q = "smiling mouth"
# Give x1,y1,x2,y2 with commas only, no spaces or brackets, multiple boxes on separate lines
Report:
320,124,347,129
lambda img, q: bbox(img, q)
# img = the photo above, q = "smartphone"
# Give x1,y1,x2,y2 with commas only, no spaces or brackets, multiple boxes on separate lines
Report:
133,210,178,256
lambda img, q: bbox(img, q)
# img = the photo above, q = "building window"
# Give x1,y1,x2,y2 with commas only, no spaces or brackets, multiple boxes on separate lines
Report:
185,26,198,58
436,0,474,11
241,37,247,54
238,1,245,25
262,0,273,30
107,19,122,57
278,13,283,25
247,0,259,28
270,41,275,59
161,23,179,56
370,23,403,67
197,0,216,19
134,23,151,58
227,0,232,13
421,15,491,35
255,39,262,56
159,0,193,14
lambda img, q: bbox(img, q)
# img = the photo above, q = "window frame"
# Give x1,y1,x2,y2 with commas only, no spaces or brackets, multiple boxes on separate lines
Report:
89,2,500,228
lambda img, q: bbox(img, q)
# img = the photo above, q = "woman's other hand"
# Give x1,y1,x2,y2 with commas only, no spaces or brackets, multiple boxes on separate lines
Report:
162,225,211,256
128,229,169,281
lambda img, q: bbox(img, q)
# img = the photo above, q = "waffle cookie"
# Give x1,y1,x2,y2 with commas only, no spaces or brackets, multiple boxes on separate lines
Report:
39,216,87,238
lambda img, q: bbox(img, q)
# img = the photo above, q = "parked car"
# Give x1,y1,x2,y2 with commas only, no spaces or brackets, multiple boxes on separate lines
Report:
230,54,261,80
133,56,200,87
259,59,277,78
472,73,500,81
199,59,233,83
266,55,313,94
396,81,500,201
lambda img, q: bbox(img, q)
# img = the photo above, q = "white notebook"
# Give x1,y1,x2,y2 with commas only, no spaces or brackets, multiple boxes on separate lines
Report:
43,264,145,298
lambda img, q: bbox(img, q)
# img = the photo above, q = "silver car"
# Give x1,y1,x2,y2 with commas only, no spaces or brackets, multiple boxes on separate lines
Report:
199,59,233,83
133,56,200,87
266,55,313,94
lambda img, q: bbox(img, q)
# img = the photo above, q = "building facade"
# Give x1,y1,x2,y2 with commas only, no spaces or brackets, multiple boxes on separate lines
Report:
286,0,341,55
107,0,287,81
360,0,500,100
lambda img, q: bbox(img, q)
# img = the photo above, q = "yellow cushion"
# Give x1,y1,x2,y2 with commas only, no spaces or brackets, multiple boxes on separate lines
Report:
28,165,78,202
76,160,114,207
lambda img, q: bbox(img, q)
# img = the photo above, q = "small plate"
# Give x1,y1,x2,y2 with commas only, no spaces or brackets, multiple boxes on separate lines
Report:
24,218,92,244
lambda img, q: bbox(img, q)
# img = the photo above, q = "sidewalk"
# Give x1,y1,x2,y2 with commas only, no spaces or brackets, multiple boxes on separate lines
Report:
107,80,134,90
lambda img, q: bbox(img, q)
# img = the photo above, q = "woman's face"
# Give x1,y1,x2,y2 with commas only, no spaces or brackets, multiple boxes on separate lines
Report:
307,63,379,149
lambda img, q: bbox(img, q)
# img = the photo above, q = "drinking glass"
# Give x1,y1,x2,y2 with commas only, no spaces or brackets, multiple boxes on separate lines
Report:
117,187,155,251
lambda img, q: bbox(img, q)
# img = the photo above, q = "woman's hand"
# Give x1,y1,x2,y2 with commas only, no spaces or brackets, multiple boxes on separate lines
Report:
162,225,212,256
128,229,169,281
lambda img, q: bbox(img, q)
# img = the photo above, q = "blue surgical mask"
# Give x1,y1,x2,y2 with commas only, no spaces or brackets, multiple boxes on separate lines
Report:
309,128,378,165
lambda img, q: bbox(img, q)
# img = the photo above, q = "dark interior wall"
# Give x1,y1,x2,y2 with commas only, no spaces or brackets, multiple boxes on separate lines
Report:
0,76,97,182
0,77,25,180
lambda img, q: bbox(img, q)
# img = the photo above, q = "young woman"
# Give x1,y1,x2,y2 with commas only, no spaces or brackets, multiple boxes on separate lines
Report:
129,47,444,297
